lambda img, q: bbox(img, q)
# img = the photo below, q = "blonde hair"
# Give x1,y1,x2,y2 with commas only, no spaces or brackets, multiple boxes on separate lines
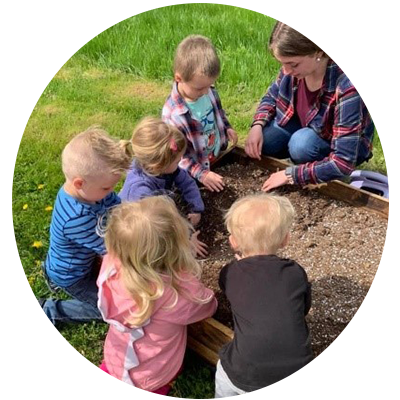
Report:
105,196,208,327
269,1,375,104
173,35,220,82
62,126,132,180
225,193,295,256
131,117,186,175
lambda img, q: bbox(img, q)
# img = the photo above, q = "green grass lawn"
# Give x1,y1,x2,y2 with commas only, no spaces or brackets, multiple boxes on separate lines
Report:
12,4,386,398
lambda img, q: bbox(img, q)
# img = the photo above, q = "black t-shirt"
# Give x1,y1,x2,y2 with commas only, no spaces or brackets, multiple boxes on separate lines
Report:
219,255,313,391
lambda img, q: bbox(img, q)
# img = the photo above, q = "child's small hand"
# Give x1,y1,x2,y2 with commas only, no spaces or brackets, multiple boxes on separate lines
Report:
190,230,208,258
227,128,238,146
188,213,201,226
202,171,225,192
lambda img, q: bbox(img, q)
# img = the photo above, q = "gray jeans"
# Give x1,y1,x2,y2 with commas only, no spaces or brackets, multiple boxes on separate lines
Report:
215,360,247,398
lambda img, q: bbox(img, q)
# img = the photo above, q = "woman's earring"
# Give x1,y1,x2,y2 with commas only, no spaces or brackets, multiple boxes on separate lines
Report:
317,57,321,62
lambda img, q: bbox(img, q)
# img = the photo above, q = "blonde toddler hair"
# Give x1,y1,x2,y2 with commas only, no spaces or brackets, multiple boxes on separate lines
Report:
62,126,132,180
105,196,209,327
131,117,186,175
225,193,295,256
173,35,220,82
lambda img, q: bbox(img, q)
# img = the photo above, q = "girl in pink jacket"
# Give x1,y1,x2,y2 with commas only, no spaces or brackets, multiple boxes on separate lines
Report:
97,196,217,394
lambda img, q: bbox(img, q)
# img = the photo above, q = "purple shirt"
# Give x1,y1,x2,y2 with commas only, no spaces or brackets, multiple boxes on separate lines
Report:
119,161,205,213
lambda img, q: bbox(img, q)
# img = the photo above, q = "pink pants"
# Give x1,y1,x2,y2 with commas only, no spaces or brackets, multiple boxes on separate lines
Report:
83,361,171,400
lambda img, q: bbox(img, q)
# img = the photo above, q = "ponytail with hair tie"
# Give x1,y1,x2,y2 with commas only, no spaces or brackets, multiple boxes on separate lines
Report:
119,139,134,158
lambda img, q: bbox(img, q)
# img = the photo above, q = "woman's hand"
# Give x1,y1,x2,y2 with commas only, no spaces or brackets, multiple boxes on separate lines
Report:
261,170,289,192
227,128,238,146
245,125,264,160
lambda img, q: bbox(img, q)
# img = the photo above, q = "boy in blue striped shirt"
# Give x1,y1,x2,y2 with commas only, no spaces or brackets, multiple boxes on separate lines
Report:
40,127,132,325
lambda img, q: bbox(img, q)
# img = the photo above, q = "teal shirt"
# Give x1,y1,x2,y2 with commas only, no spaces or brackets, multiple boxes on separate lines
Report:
187,94,221,160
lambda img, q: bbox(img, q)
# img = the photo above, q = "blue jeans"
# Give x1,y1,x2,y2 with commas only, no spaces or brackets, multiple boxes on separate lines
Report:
42,268,103,326
262,118,331,163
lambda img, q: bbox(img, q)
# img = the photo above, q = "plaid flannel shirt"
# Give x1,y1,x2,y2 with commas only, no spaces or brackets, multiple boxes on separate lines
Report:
162,82,231,182
253,61,374,185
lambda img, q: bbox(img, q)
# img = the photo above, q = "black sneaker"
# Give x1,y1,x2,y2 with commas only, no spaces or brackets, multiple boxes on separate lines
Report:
24,299,55,338
40,263,61,293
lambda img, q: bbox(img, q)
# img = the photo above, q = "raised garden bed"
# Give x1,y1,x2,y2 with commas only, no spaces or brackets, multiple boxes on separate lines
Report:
188,146,388,365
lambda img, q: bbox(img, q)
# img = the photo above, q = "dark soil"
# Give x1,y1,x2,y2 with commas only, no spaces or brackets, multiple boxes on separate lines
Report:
197,162,387,357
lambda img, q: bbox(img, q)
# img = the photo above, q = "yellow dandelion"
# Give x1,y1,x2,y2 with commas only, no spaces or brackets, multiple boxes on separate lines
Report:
23,204,28,210
38,184,45,190
28,277,35,286
45,206,53,212
35,260,42,267
32,241,43,248
26,337,40,351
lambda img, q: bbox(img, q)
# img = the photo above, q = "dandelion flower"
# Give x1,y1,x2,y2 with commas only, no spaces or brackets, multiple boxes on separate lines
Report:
45,206,53,212
23,204,28,210
32,241,43,248
26,337,40,351
38,184,45,190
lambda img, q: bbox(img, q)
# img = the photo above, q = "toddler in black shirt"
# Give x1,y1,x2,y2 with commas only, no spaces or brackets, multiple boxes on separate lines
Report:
215,193,313,397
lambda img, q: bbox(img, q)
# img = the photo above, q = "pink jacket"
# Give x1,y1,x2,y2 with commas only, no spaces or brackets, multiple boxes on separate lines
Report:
97,254,217,391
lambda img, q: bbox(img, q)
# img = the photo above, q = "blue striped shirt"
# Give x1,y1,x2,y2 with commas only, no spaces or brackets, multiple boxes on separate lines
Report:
45,187,120,287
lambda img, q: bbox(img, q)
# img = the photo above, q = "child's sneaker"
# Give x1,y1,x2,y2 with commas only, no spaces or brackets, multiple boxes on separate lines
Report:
68,389,95,400
24,299,54,338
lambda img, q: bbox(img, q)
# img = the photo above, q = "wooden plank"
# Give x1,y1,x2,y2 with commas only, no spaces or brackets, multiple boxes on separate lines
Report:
214,146,388,219
188,318,233,352
188,318,233,365
187,336,219,365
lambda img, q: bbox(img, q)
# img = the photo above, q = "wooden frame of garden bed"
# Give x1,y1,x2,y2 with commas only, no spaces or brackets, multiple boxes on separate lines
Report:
187,146,389,365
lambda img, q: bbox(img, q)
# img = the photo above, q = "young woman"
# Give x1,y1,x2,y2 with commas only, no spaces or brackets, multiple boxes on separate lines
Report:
245,21,374,191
